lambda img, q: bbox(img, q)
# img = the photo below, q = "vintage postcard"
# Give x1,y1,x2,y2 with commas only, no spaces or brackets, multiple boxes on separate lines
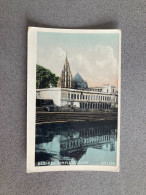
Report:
27,27,121,172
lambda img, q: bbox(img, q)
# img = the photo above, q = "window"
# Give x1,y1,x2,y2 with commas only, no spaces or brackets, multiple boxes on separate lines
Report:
77,94,79,99
83,103,84,109
101,96,102,101
74,94,76,99
71,94,73,99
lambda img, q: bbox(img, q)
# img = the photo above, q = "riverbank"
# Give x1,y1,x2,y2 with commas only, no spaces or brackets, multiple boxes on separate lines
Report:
36,111,117,124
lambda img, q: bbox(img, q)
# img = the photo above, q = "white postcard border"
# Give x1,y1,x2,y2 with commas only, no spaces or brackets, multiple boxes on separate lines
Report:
27,27,121,173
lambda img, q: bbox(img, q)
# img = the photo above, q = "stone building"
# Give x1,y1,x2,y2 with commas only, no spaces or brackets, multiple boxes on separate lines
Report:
36,87,118,110
37,55,118,110
57,55,74,88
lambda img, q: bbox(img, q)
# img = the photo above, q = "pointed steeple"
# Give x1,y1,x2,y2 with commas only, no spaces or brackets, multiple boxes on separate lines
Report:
66,51,67,59
57,52,75,89
65,51,69,67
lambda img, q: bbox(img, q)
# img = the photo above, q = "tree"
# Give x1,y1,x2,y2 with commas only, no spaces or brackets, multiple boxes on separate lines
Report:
36,65,59,89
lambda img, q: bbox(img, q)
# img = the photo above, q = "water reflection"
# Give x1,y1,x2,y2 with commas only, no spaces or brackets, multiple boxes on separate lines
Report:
35,121,117,166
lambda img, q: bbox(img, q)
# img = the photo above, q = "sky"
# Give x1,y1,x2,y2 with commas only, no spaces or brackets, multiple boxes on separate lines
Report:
37,31,120,87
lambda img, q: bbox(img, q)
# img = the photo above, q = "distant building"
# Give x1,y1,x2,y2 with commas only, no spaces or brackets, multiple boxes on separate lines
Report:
37,55,118,110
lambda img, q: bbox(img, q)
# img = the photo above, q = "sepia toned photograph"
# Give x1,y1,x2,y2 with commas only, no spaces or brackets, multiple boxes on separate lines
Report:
27,28,121,172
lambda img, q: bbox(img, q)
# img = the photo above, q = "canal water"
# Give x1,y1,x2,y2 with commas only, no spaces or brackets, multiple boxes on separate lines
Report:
35,120,117,166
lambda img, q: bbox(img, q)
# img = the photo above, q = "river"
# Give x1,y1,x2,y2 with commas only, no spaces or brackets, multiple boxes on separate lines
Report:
35,120,117,166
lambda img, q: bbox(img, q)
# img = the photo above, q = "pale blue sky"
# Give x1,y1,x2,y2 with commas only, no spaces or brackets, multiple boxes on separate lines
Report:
37,31,120,87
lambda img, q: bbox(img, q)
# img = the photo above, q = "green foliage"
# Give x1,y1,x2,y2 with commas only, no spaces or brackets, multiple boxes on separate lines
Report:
36,65,59,89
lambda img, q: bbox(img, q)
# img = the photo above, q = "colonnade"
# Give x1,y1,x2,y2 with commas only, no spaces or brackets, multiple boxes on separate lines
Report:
79,102,111,110
68,92,112,102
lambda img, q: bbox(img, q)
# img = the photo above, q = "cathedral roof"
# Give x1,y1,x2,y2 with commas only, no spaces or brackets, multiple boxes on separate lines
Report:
74,73,84,83
74,73,88,89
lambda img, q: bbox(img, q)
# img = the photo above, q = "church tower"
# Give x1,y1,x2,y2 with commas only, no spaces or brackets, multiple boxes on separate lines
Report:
57,53,74,88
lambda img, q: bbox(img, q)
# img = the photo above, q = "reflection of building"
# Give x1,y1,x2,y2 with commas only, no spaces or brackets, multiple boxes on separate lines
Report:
60,128,116,153
36,55,118,110
36,121,117,165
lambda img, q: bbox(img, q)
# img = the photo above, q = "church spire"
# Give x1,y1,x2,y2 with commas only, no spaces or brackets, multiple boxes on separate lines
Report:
57,53,75,89
65,51,68,63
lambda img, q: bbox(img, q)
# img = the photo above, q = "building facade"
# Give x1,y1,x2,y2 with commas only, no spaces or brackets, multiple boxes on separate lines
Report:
37,55,118,111
36,86,118,110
